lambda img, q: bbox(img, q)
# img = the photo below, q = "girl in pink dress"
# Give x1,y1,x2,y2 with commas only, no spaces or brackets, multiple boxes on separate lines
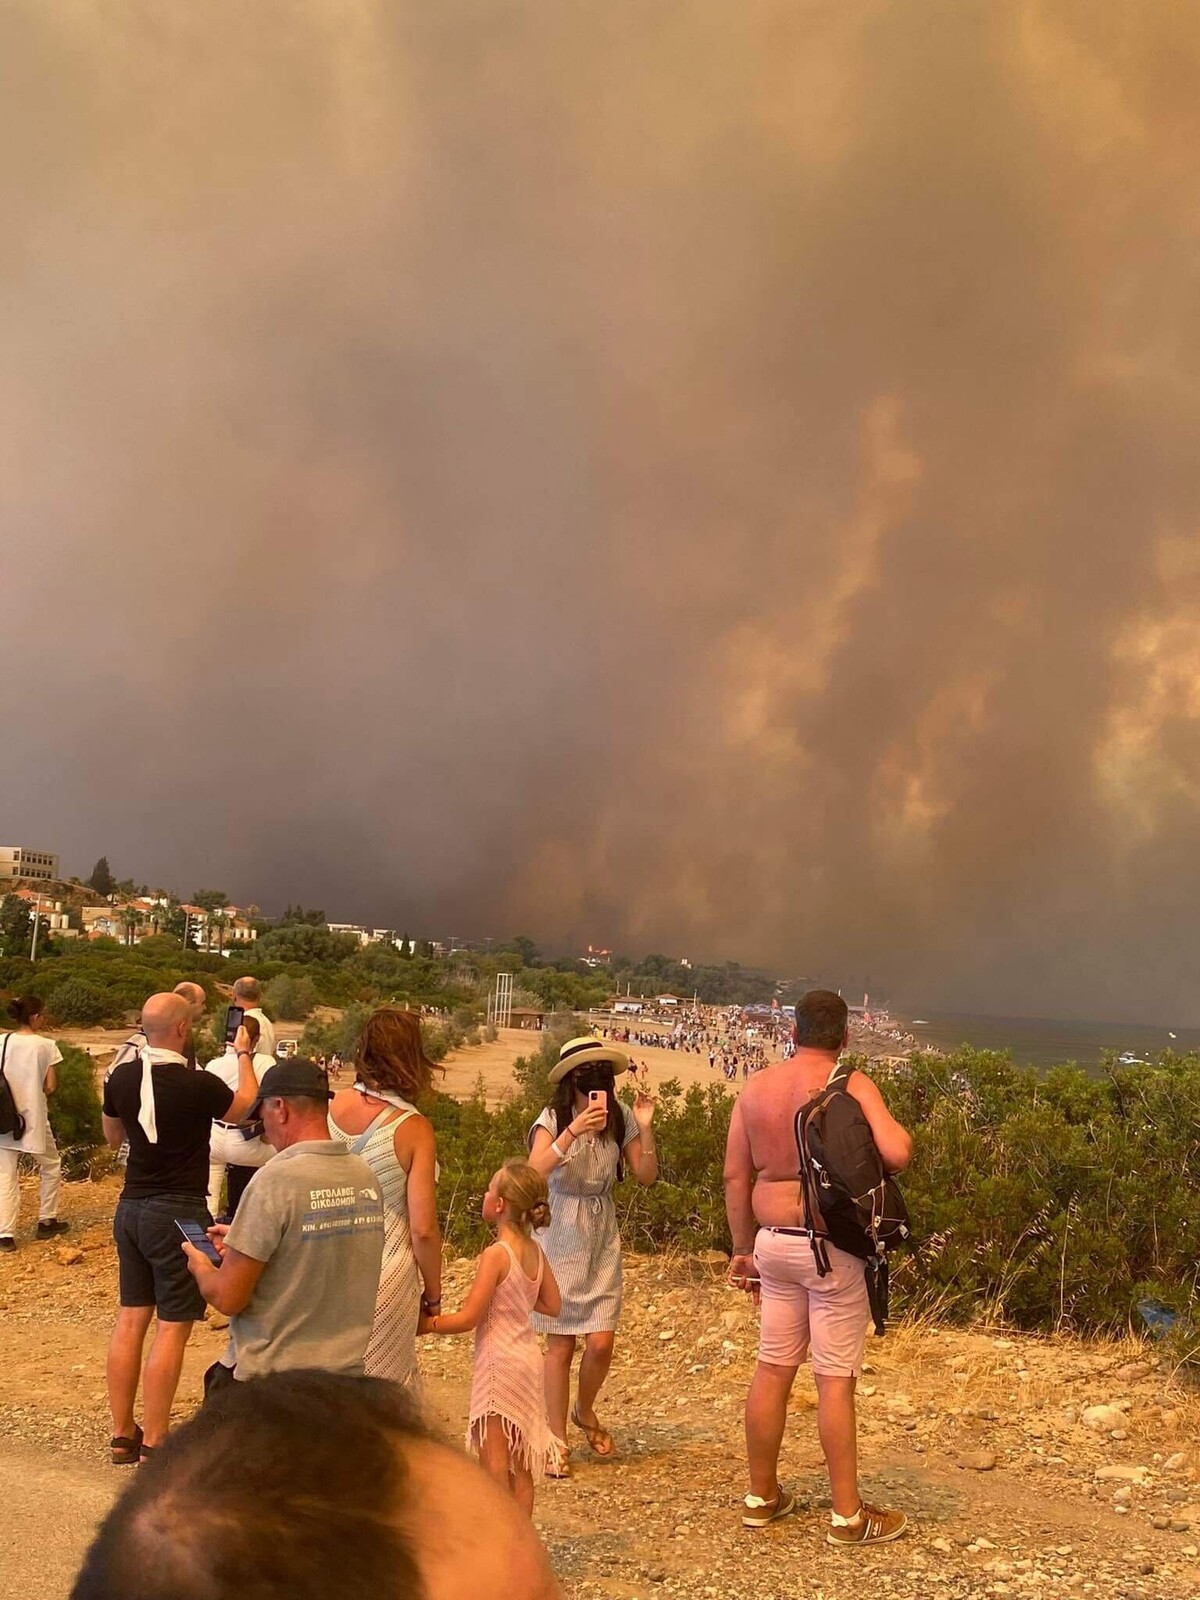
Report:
420,1160,561,1513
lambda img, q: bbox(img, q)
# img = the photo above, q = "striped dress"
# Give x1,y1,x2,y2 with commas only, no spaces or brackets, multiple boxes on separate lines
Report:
528,1103,638,1336
329,1102,422,1388
467,1240,553,1475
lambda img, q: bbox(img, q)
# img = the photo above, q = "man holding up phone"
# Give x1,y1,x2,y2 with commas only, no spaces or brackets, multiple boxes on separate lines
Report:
101,993,260,1466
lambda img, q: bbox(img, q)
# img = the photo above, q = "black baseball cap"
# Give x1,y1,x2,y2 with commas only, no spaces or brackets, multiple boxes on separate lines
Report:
247,1058,333,1120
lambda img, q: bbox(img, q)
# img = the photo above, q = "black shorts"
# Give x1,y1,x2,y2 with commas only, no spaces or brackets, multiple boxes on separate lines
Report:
113,1193,212,1322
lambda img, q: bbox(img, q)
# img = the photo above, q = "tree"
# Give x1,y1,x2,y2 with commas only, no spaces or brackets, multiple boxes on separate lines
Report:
504,935,540,967
263,974,319,1021
46,977,109,1026
280,904,327,927
87,857,116,896
119,905,144,947
192,889,229,913
0,894,32,958
257,923,359,965
210,908,229,955
397,933,413,959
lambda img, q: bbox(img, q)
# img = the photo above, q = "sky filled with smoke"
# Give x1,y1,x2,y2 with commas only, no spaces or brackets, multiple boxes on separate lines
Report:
4,3,1200,1020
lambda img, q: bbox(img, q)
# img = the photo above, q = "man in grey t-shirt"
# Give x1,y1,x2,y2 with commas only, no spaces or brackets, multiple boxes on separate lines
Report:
182,1059,383,1385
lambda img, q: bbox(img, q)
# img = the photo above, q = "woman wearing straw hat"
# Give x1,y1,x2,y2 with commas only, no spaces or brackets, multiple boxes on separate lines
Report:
528,1035,657,1475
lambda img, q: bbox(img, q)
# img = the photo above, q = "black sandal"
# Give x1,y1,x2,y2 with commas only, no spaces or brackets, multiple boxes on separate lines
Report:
110,1424,143,1466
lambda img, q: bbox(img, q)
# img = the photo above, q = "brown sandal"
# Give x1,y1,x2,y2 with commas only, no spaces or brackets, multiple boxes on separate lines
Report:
570,1404,615,1458
110,1425,143,1466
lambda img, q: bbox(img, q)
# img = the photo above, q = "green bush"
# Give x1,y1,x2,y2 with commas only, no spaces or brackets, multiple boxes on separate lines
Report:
879,1050,1200,1331
47,1043,104,1175
424,1042,1200,1335
45,977,111,1026
263,974,319,1022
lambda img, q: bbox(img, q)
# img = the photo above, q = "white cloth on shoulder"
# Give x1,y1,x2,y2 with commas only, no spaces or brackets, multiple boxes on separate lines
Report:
137,1047,188,1143
352,1082,418,1115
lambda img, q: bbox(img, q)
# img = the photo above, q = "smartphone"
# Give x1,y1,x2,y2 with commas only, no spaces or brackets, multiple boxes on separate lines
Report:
224,1005,245,1045
176,1218,222,1265
588,1089,606,1109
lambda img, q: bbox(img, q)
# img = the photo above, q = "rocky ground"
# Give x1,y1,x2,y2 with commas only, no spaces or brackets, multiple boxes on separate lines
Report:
1,1174,1197,1599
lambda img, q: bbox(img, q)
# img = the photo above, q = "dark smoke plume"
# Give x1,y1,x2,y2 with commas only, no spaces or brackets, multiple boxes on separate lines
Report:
4,3,1200,1021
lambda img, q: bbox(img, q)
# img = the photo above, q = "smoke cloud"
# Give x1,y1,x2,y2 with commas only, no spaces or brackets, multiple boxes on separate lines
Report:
4,3,1200,1021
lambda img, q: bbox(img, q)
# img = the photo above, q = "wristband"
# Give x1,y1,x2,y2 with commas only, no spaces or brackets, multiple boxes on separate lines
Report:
551,1138,567,1160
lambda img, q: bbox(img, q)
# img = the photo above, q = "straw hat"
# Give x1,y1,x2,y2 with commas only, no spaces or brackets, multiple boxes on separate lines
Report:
547,1035,631,1085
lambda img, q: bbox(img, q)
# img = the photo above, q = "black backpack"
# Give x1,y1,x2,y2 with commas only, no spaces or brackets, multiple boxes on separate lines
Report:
794,1058,910,1334
0,1035,27,1143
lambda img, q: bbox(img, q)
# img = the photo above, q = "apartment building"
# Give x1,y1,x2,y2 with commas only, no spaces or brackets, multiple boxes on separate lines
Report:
0,846,59,882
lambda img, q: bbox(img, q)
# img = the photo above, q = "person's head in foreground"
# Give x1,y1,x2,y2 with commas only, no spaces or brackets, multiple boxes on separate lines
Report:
70,1370,562,1600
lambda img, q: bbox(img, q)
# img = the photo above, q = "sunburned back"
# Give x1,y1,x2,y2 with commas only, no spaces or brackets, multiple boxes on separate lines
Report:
740,1056,838,1229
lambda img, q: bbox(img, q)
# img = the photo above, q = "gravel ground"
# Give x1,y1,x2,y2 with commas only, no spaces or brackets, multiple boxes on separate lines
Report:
1,1174,1198,1599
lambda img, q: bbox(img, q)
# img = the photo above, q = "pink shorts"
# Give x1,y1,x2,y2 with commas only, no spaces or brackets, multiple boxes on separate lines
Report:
753,1228,869,1377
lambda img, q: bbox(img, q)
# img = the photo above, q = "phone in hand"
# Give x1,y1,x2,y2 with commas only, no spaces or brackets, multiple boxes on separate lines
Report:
588,1089,606,1109
176,1218,221,1265
224,1005,245,1045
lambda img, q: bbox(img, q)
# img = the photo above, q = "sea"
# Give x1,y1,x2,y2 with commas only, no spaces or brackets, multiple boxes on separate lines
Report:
895,1012,1200,1071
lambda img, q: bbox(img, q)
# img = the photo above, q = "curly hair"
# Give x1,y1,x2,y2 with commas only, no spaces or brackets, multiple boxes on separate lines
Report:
355,1008,440,1100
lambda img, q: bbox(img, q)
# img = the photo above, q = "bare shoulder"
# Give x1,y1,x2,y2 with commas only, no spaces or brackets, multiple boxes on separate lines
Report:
845,1066,882,1096
394,1110,434,1156
327,1088,356,1125
482,1240,510,1280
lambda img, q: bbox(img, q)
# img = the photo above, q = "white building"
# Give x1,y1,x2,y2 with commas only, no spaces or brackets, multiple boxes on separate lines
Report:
0,847,59,882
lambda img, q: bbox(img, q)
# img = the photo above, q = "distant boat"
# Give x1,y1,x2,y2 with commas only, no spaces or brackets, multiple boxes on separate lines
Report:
911,1019,929,1026
1118,1051,1148,1065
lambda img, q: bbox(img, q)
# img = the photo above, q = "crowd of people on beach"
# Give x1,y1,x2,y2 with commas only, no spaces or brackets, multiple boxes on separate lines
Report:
0,980,914,1595
599,1007,787,1081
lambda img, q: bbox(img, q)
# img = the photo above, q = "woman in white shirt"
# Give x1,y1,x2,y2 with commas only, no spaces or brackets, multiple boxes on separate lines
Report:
0,995,69,1251
205,1015,275,1220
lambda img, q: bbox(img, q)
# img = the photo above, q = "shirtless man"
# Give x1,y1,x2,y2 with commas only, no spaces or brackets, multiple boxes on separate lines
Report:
723,989,912,1546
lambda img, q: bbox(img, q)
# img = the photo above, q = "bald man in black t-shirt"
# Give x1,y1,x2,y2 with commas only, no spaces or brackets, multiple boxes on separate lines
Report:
101,993,259,1464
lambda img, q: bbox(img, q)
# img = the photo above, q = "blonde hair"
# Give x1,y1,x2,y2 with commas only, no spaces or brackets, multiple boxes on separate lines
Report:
495,1159,551,1233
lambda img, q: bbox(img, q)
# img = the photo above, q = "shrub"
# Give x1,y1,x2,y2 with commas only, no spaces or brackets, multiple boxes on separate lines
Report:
263,974,319,1022
425,1043,1200,1334
47,1043,104,1176
45,978,111,1027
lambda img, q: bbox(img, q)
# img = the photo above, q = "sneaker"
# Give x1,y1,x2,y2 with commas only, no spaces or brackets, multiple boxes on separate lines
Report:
742,1487,796,1530
827,1503,908,1546
36,1219,70,1240
0,1237,15,1253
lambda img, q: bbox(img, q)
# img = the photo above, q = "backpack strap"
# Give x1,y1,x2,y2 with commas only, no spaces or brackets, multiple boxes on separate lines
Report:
0,1034,26,1144
826,1057,854,1088
793,1096,833,1279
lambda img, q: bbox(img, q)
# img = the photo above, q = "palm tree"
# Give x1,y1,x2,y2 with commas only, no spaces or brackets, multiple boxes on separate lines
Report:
119,905,144,947
210,908,229,955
